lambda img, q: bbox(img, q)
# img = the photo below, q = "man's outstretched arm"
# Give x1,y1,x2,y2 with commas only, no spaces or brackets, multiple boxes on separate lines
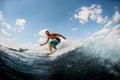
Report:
57,34,66,40
40,37,49,46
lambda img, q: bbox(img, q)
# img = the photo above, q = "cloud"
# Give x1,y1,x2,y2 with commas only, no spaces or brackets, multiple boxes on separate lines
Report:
104,20,113,28
0,11,12,30
25,42,48,52
74,4,108,24
92,27,110,36
38,37,46,43
74,6,89,24
6,38,15,42
105,24,120,41
6,24,12,30
104,11,120,28
30,29,48,51
0,11,27,48
0,37,15,48
1,22,12,30
1,29,11,36
90,23,120,45
90,9,120,42
97,15,108,24
0,11,4,21
25,42,39,48
38,29,48,36
38,29,48,47
113,11,120,22
16,19,26,27
72,28,78,31
0,11,26,31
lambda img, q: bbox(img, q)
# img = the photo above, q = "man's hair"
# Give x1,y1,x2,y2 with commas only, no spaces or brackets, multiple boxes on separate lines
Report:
45,30,49,33
45,30,50,36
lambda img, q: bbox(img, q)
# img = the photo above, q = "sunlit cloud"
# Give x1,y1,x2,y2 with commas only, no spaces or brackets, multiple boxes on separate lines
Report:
90,9,120,42
112,11,120,22
105,24,120,41
16,19,26,28
74,4,108,24
38,29,48,36
0,11,27,48
0,11,4,21
0,37,15,48
97,15,108,24
1,29,11,36
38,37,46,43
72,28,78,31
104,20,113,28
0,11,12,30
92,27,110,36
6,38,15,42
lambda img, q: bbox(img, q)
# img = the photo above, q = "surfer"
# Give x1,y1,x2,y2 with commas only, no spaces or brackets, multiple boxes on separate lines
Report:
40,30,66,55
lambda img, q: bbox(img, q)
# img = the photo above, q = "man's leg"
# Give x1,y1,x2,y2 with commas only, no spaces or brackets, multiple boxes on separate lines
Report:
48,43,52,55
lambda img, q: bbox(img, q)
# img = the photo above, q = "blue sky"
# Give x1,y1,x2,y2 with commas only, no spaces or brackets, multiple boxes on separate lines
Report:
0,0,120,49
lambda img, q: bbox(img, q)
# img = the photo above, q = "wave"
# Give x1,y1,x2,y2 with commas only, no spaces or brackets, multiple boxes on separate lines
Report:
0,38,120,80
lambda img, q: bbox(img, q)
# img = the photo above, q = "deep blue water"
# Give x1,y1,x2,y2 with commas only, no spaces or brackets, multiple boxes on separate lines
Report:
0,45,120,80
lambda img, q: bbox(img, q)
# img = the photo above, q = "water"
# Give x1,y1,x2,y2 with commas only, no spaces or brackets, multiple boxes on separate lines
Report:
0,38,120,80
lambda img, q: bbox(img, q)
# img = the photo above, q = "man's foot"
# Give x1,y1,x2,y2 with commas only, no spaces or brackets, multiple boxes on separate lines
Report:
48,52,52,55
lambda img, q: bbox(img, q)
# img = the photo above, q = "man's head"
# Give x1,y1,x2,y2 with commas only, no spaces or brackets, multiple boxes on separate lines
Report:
45,30,50,36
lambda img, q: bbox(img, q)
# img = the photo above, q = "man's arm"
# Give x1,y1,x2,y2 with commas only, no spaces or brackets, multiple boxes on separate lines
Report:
40,37,49,46
57,34,66,40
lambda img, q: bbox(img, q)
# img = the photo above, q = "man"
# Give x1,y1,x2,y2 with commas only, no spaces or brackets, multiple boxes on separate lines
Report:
40,30,66,55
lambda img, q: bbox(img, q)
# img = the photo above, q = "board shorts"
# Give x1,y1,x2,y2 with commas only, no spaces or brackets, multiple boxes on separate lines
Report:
49,39,59,48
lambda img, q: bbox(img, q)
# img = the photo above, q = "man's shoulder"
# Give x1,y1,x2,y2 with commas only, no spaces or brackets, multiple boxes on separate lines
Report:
51,32,58,35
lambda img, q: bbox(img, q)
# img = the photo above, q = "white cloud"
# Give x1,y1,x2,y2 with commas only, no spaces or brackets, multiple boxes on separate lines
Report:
97,15,108,24
91,9,120,41
38,37,46,43
90,23,120,46
6,24,12,30
38,29,48,36
72,28,78,31
105,24,120,40
0,11,27,49
25,42,39,48
1,22,12,30
74,4,108,24
0,11,4,21
74,6,89,24
16,19,26,27
113,11,120,22
0,11,26,32
1,29,11,36
104,20,113,28
6,38,15,42
25,29,48,51
0,37,16,48
103,11,120,28
92,27,110,36
25,42,48,52
96,15,103,23
90,13,98,21
0,11,12,30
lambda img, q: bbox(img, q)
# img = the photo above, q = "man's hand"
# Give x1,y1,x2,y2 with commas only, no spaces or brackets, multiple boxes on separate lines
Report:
40,44,44,46
63,36,66,40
